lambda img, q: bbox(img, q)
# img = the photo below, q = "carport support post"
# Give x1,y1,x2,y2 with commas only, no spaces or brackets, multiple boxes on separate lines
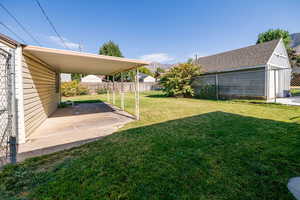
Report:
135,67,140,120
121,72,125,110
112,75,115,105
107,82,110,103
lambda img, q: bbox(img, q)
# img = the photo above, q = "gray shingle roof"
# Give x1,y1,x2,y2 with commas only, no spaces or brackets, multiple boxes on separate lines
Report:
138,73,153,80
195,39,280,73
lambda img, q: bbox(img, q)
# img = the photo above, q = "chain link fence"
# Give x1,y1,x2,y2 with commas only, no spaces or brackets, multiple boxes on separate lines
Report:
291,74,300,87
291,73,300,96
0,47,16,166
80,82,161,94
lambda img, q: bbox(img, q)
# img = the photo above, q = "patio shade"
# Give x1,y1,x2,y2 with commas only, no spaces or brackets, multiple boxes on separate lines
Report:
23,45,149,75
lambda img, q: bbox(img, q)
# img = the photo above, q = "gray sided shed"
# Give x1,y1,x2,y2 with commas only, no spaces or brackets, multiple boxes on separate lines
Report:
193,39,291,100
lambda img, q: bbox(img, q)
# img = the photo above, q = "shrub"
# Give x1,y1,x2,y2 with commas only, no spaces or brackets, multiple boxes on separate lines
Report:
96,88,107,94
160,63,201,97
196,85,217,99
61,81,89,97
77,84,89,95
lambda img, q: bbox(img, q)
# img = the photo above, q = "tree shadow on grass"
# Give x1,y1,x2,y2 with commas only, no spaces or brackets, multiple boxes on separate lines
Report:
1,112,300,200
146,93,168,98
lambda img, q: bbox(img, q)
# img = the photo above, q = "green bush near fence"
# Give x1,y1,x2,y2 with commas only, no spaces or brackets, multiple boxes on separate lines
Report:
160,63,201,97
61,81,89,97
291,88,300,96
196,84,217,99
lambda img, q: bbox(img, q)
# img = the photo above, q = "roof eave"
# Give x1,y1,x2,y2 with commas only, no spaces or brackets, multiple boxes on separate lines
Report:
201,64,266,75
0,33,25,48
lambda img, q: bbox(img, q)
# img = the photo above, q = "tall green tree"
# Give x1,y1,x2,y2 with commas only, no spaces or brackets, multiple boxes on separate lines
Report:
71,73,82,82
187,58,193,64
99,40,126,81
154,67,165,81
256,29,300,69
139,66,153,76
99,40,123,57
256,29,291,47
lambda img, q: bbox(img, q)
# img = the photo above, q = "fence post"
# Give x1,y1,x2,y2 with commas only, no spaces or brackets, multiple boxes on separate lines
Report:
9,136,17,164
135,67,140,120
215,74,219,100
10,48,17,164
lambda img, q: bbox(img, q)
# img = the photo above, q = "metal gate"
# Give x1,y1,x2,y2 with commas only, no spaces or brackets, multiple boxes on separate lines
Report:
0,47,16,165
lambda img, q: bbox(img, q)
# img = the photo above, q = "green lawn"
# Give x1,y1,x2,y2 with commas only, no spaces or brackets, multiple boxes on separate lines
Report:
1,91,300,200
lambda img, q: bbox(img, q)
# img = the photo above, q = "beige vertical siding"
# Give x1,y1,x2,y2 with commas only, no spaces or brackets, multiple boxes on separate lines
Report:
22,54,59,137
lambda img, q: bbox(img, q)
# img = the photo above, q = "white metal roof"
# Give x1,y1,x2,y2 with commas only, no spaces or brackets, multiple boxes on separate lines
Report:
23,45,149,75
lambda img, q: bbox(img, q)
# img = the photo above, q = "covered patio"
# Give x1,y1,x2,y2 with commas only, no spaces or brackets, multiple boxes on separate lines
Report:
17,45,149,161
18,102,134,162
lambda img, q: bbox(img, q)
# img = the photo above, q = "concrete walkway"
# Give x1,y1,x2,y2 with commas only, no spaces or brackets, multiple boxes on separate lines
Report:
17,102,134,162
270,96,300,106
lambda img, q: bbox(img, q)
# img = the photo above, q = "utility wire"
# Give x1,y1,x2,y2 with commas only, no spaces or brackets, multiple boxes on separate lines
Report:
0,21,27,44
0,2,42,46
34,0,70,50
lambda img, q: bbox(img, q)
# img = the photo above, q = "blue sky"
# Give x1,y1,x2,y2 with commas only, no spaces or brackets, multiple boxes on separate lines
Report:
1,0,299,63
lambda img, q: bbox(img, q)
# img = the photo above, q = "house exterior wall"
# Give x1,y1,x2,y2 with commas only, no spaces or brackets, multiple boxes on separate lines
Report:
266,39,291,100
192,68,266,99
15,47,26,143
22,53,59,138
142,76,156,82
266,67,291,99
268,40,290,68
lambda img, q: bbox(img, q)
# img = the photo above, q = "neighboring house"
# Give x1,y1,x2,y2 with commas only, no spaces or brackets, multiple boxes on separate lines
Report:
193,39,291,100
60,73,71,82
139,73,156,82
81,75,103,83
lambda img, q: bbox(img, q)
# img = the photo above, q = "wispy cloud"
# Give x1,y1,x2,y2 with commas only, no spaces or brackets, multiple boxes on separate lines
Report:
48,36,81,50
139,53,174,63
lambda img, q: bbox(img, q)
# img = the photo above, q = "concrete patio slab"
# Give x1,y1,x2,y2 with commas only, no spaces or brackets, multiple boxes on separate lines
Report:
17,102,134,162
269,96,300,106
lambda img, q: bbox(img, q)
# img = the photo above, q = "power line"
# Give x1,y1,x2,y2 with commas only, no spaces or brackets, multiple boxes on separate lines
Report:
34,0,70,50
0,21,27,44
0,2,42,46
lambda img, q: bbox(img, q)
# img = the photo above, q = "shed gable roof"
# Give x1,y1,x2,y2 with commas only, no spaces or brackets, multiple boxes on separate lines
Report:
195,39,280,73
